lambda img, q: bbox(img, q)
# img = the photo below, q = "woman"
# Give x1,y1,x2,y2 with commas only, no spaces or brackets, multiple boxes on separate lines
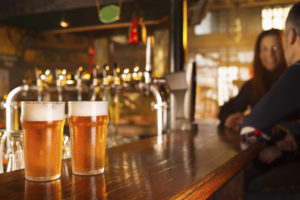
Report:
218,29,287,132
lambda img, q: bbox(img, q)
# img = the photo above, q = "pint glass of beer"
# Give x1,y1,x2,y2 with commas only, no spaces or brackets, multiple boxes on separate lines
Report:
68,101,108,175
21,101,65,181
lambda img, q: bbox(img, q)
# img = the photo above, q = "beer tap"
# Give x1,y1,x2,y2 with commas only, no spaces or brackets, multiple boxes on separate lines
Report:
55,69,63,102
112,63,121,89
144,36,152,95
75,67,83,101
5,84,38,133
91,65,100,101
35,68,42,101
141,36,167,137
110,64,121,136
4,84,39,172
111,64,120,95
102,64,110,101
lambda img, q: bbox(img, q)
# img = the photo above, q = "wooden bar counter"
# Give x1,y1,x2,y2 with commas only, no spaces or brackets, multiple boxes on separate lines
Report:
0,120,264,200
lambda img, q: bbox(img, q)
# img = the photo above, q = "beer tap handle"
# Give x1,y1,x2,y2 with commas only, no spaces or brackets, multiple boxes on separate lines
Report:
113,63,118,77
91,65,100,101
35,68,42,101
93,65,98,79
102,64,107,77
101,64,111,101
55,69,63,102
35,68,40,82
145,36,152,73
92,65,100,86
113,63,121,87
55,69,60,85
102,64,109,87
145,36,153,82
144,36,153,95
76,67,83,101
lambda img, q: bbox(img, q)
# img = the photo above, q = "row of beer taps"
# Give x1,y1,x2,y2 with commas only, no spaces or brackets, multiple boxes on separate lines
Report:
3,35,167,147
1,36,169,173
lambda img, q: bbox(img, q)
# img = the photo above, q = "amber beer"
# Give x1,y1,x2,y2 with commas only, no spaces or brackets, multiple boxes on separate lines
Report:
21,102,65,181
68,101,108,175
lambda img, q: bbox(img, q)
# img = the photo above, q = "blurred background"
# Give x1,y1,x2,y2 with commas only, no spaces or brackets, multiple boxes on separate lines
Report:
0,0,297,134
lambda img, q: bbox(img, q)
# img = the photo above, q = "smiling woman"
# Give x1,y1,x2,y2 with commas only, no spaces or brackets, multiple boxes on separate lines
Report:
259,35,283,71
218,29,287,130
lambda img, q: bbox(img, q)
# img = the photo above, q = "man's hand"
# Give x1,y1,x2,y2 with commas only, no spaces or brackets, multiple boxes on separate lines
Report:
258,145,282,164
224,112,244,132
276,131,297,152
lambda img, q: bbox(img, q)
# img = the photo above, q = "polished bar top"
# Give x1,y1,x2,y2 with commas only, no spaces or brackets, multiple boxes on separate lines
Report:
0,120,264,200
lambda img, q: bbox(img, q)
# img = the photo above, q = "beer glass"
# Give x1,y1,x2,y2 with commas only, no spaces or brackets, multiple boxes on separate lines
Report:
68,101,108,175
21,101,65,181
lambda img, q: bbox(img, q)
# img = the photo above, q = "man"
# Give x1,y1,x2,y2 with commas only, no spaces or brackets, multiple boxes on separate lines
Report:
241,3,300,199
241,2,300,147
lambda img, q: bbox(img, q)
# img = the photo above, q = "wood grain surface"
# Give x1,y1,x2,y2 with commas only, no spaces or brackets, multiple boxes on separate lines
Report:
0,120,264,200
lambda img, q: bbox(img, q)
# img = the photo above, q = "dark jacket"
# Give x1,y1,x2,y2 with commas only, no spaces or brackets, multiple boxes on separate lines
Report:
241,61,300,139
218,80,255,126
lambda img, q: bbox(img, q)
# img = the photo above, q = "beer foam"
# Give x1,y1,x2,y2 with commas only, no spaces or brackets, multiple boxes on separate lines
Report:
21,101,65,121
68,101,108,116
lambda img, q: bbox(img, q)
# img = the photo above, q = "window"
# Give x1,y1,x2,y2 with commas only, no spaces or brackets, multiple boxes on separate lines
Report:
194,12,212,35
261,5,292,30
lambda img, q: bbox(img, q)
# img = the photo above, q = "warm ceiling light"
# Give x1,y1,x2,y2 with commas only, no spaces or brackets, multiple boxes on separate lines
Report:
60,20,69,28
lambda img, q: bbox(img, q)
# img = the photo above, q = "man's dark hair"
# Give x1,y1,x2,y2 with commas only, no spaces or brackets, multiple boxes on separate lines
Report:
286,2,300,36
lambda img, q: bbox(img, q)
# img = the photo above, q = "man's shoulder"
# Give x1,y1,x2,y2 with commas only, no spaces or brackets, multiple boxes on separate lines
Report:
282,61,300,77
288,61,300,71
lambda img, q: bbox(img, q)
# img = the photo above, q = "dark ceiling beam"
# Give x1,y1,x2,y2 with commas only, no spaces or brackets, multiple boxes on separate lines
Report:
45,16,169,34
0,0,135,19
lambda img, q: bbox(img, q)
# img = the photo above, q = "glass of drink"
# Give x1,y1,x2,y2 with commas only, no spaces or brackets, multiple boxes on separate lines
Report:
68,101,108,175
21,101,65,181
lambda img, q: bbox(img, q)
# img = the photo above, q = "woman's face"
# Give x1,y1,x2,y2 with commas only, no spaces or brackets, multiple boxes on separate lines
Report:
259,35,282,71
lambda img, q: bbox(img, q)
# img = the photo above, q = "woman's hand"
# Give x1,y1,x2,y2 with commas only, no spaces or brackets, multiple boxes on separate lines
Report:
224,112,244,132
